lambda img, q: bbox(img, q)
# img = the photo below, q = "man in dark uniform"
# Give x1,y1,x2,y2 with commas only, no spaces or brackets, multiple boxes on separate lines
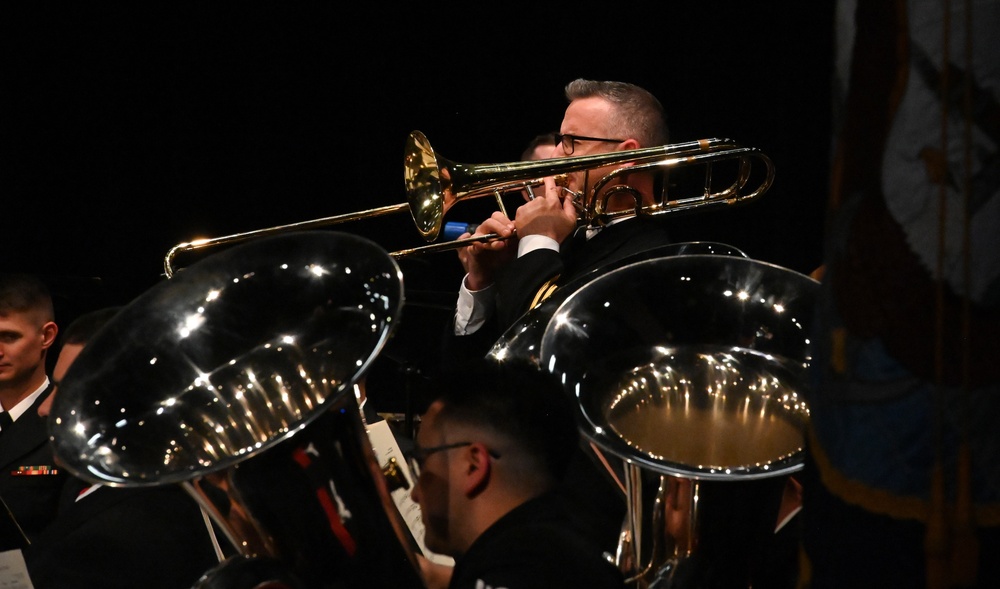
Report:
450,78,672,346
24,306,231,589
409,360,625,589
0,273,67,547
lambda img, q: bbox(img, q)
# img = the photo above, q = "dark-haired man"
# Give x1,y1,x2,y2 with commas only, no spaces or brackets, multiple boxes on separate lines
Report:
410,360,625,589
0,273,67,546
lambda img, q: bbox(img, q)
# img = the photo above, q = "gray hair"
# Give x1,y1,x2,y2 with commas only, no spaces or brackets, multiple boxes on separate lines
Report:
564,78,670,146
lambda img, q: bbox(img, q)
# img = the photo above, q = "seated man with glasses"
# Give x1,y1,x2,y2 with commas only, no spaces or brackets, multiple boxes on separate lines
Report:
409,359,625,589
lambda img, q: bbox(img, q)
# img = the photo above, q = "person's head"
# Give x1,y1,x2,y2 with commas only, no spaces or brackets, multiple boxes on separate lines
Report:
409,359,579,558
521,132,559,162
0,274,58,406
38,306,121,418
520,132,559,201
556,78,670,209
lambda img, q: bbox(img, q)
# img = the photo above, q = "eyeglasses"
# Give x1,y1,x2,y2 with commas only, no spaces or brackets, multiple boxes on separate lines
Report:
553,133,625,155
405,441,501,479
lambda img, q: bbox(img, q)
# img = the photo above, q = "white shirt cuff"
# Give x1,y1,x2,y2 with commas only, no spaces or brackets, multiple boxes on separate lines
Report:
517,234,560,257
454,275,496,335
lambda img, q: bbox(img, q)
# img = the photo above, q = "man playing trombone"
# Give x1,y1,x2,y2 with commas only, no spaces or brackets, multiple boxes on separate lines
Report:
451,78,673,342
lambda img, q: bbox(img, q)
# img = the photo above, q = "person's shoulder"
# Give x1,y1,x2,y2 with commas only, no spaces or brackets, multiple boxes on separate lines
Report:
456,521,625,589
465,495,624,580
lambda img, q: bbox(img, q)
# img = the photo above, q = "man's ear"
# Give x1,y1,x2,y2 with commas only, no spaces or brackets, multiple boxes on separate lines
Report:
615,139,641,171
619,138,640,152
462,443,493,497
40,321,58,350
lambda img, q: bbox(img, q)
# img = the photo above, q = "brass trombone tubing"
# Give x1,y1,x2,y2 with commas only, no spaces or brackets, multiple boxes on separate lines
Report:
389,232,502,259
588,146,774,223
163,203,410,278
163,134,769,276
402,133,740,235
389,146,773,259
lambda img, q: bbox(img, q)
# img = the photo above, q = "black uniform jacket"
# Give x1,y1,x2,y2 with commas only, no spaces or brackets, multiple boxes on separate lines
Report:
24,480,226,589
0,384,67,547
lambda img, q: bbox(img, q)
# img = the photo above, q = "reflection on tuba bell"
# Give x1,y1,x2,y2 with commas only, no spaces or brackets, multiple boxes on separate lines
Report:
49,231,425,588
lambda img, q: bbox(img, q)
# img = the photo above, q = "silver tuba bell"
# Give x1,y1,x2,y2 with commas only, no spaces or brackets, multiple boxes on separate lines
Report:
48,231,425,588
494,250,818,588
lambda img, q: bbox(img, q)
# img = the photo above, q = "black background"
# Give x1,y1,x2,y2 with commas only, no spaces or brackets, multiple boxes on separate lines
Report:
3,4,835,357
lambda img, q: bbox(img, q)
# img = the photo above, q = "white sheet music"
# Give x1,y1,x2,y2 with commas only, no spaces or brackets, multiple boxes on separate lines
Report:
0,550,34,588
366,420,454,567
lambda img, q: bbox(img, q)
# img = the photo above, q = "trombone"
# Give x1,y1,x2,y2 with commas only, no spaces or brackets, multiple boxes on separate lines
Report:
163,131,774,277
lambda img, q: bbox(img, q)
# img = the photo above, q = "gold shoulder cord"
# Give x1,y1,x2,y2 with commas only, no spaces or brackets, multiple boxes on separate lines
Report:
528,275,562,311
